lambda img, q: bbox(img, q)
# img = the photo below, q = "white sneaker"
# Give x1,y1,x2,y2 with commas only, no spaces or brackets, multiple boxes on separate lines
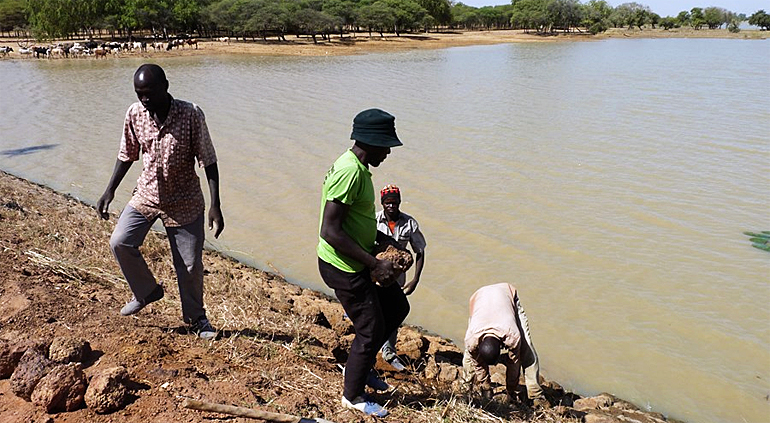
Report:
191,317,217,341
386,356,407,372
341,395,388,417
340,366,390,391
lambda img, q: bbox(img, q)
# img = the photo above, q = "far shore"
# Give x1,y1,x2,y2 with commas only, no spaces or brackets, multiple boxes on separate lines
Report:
0,27,766,59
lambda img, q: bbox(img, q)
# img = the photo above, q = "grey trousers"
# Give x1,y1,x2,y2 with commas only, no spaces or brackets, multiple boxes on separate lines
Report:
513,295,543,399
110,205,206,323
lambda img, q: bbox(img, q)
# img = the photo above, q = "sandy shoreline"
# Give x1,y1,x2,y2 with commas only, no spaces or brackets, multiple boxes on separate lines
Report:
1,28,765,59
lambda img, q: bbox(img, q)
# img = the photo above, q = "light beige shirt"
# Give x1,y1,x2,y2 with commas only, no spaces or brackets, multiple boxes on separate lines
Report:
119,97,217,227
463,283,522,385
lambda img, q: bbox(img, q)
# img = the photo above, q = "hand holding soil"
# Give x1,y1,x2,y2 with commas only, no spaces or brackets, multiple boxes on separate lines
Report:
371,244,413,287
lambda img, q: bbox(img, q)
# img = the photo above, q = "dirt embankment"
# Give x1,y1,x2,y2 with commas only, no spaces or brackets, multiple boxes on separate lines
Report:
0,171,683,423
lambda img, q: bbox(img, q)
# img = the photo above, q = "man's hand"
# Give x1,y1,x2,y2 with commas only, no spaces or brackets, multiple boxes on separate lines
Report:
96,191,114,220
208,205,224,238
402,278,419,295
370,258,396,285
97,159,133,220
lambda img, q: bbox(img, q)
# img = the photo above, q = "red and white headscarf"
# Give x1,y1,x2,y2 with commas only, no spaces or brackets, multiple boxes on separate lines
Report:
380,184,401,203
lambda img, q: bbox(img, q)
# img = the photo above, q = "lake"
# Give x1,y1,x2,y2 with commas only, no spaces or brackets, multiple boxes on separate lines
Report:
1,37,768,423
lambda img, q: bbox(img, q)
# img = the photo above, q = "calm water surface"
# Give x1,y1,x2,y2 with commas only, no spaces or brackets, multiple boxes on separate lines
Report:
1,38,769,423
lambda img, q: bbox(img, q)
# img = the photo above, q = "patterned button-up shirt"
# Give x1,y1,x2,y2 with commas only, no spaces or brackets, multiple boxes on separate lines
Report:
119,96,217,227
376,210,426,286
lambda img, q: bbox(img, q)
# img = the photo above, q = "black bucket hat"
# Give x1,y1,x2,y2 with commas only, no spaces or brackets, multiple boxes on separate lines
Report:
350,108,403,148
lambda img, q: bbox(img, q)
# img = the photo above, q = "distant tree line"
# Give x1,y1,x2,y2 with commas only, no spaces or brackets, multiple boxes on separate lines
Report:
0,0,767,41
507,1,758,35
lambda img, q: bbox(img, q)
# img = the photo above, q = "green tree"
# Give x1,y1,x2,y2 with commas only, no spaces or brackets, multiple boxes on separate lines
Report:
690,7,704,29
748,10,770,30
416,0,450,27
703,6,727,29
613,2,650,30
451,2,479,30
379,0,426,35
173,0,202,33
547,0,582,32
114,0,176,38
358,1,395,36
322,0,356,36
582,0,612,34
27,0,105,39
510,0,547,33
675,10,690,27
0,0,28,35
659,16,677,30
292,8,335,42
246,1,290,40
477,6,502,30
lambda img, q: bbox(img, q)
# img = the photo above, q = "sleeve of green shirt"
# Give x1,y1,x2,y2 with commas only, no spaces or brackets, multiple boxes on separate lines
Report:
324,164,362,205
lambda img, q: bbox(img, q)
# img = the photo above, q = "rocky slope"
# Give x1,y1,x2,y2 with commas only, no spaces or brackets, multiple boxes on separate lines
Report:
0,170,681,423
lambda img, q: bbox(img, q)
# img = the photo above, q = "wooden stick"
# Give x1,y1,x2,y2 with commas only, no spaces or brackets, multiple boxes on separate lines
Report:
182,399,336,423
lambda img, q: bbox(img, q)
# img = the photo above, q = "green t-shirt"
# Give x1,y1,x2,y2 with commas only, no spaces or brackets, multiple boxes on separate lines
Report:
317,149,376,273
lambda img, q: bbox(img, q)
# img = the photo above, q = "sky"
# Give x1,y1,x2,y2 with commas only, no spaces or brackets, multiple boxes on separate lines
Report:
457,0,769,17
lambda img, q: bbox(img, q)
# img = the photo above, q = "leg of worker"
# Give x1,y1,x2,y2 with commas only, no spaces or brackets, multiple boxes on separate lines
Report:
318,258,385,401
515,294,543,399
375,283,409,349
381,329,399,361
461,346,476,386
166,213,206,324
504,353,523,400
110,205,159,300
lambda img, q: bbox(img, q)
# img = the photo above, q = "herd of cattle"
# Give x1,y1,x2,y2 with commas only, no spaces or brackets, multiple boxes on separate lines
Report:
0,38,203,59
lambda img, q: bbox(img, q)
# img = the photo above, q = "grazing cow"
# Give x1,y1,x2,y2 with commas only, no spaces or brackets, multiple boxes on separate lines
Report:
151,41,164,51
70,43,85,57
50,46,64,58
166,39,184,50
59,43,72,58
103,41,121,50
0,46,13,57
33,46,50,58
94,47,108,58
18,47,33,58
185,38,198,49
217,37,230,44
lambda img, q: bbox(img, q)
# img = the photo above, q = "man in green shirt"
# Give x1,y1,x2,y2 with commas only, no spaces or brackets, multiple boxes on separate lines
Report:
317,108,409,417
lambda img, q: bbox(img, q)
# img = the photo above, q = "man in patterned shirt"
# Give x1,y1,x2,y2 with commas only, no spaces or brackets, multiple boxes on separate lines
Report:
96,64,224,341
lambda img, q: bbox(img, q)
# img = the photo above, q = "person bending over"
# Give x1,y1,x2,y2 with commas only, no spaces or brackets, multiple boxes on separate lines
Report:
462,283,549,408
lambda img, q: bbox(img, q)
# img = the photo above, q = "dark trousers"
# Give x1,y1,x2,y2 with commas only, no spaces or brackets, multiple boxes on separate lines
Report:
318,258,410,401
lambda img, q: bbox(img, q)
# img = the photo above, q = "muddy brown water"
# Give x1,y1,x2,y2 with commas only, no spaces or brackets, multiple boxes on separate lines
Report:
1,38,768,423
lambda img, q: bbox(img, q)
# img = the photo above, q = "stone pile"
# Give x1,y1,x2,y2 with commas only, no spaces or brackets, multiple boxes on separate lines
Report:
0,338,130,414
